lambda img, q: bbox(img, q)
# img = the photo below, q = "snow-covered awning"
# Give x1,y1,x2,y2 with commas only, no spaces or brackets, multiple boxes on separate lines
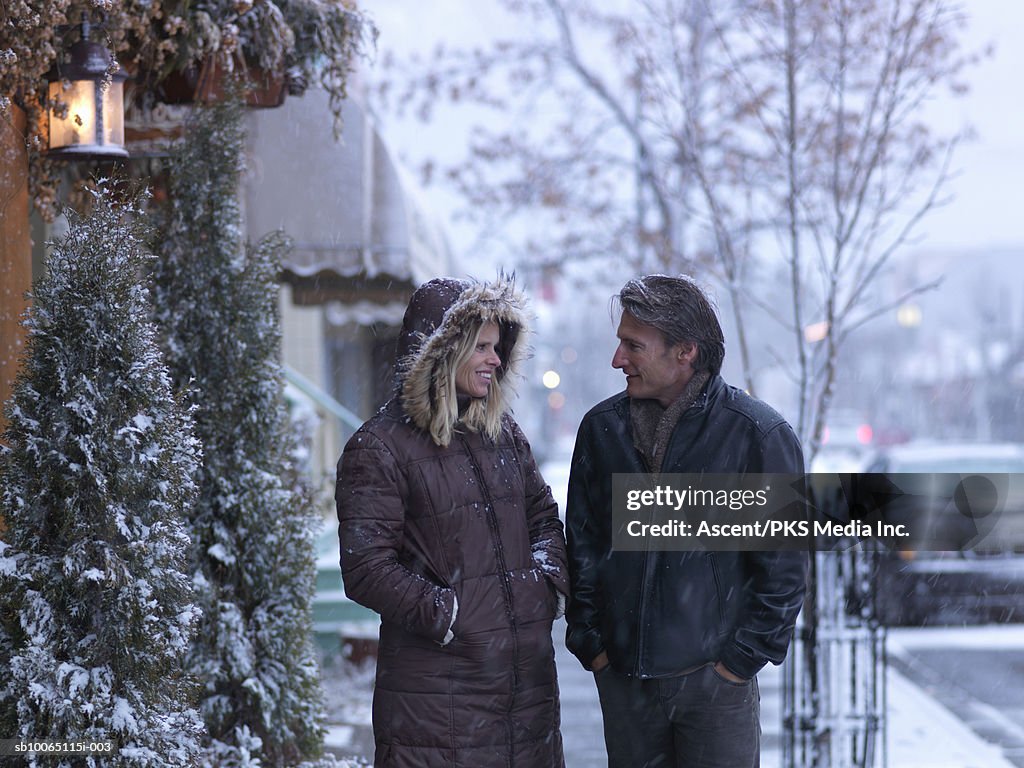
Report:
244,89,451,316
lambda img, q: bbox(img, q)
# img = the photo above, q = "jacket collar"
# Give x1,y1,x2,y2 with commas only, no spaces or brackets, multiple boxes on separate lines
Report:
613,373,722,421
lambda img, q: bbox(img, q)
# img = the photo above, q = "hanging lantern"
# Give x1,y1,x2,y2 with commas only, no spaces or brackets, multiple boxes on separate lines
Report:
47,28,128,159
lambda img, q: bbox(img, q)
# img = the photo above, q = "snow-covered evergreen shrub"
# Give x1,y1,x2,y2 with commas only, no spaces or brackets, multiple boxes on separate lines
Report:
151,96,325,766
0,181,204,766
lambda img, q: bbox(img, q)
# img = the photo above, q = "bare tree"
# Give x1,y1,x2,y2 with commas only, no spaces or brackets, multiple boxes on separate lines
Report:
721,0,974,456
379,0,979,455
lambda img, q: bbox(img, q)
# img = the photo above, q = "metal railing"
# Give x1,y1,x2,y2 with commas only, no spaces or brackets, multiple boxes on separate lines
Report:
283,364,364,433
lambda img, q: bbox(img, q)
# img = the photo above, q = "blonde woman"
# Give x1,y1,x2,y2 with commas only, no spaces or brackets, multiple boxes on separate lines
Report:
336,276,568,767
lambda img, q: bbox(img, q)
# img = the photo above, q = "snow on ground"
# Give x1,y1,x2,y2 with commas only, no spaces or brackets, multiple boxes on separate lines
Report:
317,627,1022,767
889,624,1024,652
884,626,1024,765
323,725,355,751
885,625,1024,768
320,655,374,728
320,655,374,764
886,666,1014,768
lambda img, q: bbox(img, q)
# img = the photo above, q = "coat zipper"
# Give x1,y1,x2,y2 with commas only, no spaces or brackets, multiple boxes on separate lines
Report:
631,395,706,677
708,553,727,626
627,405,654,677
635,555,655,677
459,433,519,765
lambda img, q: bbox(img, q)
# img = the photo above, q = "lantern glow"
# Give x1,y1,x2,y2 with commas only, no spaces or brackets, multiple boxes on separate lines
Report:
47,37,128,159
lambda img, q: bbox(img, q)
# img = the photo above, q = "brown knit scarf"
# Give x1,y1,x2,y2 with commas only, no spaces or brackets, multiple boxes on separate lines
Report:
630,371,711,472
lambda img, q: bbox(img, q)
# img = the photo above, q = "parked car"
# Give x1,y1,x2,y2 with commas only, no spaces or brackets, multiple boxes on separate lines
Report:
863,441,1024,625
820,410,875,453
810,410,875,473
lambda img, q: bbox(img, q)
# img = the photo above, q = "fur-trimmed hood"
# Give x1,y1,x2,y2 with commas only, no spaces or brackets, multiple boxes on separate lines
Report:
397,275,529,446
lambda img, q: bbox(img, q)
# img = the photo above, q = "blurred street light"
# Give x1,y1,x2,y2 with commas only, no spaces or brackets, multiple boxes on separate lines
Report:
803,320,829,344
897,303,923,328
542,370,561,389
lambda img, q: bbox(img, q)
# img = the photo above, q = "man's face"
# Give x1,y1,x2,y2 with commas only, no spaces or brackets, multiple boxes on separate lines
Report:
612,312,697,407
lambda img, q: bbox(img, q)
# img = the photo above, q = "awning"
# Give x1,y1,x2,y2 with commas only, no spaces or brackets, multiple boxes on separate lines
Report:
244,88,451,316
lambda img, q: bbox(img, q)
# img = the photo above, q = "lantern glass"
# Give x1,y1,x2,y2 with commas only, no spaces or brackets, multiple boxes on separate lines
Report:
47,75,127,157
102,80,125,147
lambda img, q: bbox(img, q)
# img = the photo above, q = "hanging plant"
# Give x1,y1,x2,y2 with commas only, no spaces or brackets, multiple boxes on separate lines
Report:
0,0,375,221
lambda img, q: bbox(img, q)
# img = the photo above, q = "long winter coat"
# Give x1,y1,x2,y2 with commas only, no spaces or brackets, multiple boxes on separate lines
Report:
337,278,569,768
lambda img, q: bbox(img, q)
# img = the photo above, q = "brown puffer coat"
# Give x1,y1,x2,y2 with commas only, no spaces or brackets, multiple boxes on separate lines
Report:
336,277,569,767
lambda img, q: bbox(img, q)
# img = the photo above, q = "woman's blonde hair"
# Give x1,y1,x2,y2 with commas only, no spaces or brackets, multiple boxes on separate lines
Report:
427,319,508,447
399,276,528,448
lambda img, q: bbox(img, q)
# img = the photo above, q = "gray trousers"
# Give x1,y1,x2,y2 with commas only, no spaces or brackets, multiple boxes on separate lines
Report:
594,662,760,768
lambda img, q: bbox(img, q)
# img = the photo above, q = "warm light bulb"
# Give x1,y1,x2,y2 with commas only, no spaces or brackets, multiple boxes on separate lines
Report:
49,80,98,150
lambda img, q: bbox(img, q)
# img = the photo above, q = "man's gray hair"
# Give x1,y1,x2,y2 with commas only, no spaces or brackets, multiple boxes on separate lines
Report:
615,274,725,375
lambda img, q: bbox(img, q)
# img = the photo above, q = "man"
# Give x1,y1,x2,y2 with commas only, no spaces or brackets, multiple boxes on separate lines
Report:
565,275,808,768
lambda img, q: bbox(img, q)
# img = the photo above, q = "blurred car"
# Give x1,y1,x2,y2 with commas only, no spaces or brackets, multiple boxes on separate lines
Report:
863,441,1024,625
820,410,875,453
811,445,867,473
811,410,875,473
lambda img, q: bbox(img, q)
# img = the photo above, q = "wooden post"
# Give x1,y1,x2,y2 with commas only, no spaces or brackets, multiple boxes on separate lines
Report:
1,104,32,500
1,104,31,414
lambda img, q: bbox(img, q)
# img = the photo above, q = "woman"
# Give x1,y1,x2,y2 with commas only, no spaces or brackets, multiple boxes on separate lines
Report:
336,276,569,767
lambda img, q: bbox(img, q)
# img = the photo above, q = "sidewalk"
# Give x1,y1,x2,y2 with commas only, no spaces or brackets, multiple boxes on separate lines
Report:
323,618,1015,767
752,653,1013,768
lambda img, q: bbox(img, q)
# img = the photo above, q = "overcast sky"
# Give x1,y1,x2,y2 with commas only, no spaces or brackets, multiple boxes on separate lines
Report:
917,0,1024,253
365,0,1024,258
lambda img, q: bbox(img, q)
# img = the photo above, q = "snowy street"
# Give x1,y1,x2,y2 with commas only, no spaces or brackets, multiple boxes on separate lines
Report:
888,626,1024,767
322,621,1024,767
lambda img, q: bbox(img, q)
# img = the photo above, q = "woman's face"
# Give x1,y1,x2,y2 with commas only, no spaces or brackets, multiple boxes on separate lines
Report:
455,321,502,398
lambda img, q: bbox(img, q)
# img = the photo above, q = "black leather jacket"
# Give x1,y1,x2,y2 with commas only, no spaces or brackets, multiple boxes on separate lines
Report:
565,375,809,680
